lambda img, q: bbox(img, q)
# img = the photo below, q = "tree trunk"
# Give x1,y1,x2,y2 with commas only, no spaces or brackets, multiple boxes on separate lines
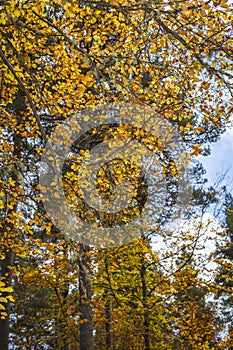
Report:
141,259,150,350
105,296,113,349
78,245,94,350
143,314,150,350
0,250,15,350
54,240,71,350
0,127,21,350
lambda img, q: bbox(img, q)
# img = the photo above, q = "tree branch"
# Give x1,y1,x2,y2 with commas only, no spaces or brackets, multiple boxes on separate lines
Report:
0,47,47,140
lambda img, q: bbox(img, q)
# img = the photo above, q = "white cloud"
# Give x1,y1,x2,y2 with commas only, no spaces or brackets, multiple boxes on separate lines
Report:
153,214,226,280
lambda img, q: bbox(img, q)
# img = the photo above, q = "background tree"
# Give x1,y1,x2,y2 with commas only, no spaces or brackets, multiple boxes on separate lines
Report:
214,193,233,349
0,0,232,349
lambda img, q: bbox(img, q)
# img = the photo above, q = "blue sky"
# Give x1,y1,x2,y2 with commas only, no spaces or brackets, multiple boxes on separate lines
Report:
199,126,233,191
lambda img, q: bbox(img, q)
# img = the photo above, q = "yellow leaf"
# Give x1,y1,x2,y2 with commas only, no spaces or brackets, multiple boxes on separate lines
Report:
7,295,14,302
0,297,8,303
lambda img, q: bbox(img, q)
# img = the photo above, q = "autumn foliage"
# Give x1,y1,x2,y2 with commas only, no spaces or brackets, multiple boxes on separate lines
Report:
0,0,233,349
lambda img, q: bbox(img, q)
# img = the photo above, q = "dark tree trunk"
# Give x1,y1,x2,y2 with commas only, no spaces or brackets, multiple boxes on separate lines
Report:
141,259,150,350
0,250,15,350
78,245,94,350
54,240,71,350
0,127,22,350
105,297,113,349
143,314,150,350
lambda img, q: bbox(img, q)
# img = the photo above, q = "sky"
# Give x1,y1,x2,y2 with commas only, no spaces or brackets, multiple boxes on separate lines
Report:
152,125,233,278
199,124,233,191
153,213,226,281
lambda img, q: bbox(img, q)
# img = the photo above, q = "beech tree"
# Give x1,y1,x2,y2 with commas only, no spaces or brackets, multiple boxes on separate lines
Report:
0,0,233,349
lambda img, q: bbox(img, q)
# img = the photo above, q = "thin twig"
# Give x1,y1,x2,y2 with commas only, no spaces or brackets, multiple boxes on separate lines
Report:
0,47,47,140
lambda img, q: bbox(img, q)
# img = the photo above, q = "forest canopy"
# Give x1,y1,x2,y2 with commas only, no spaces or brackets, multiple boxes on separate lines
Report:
0,0,232,349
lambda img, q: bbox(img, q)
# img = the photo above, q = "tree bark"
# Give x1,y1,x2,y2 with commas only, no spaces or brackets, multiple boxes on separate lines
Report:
78,245,94,350
105,296,113,349
143,314,150,350
141,260,150,350
0,128,21,350
0,250,15,350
